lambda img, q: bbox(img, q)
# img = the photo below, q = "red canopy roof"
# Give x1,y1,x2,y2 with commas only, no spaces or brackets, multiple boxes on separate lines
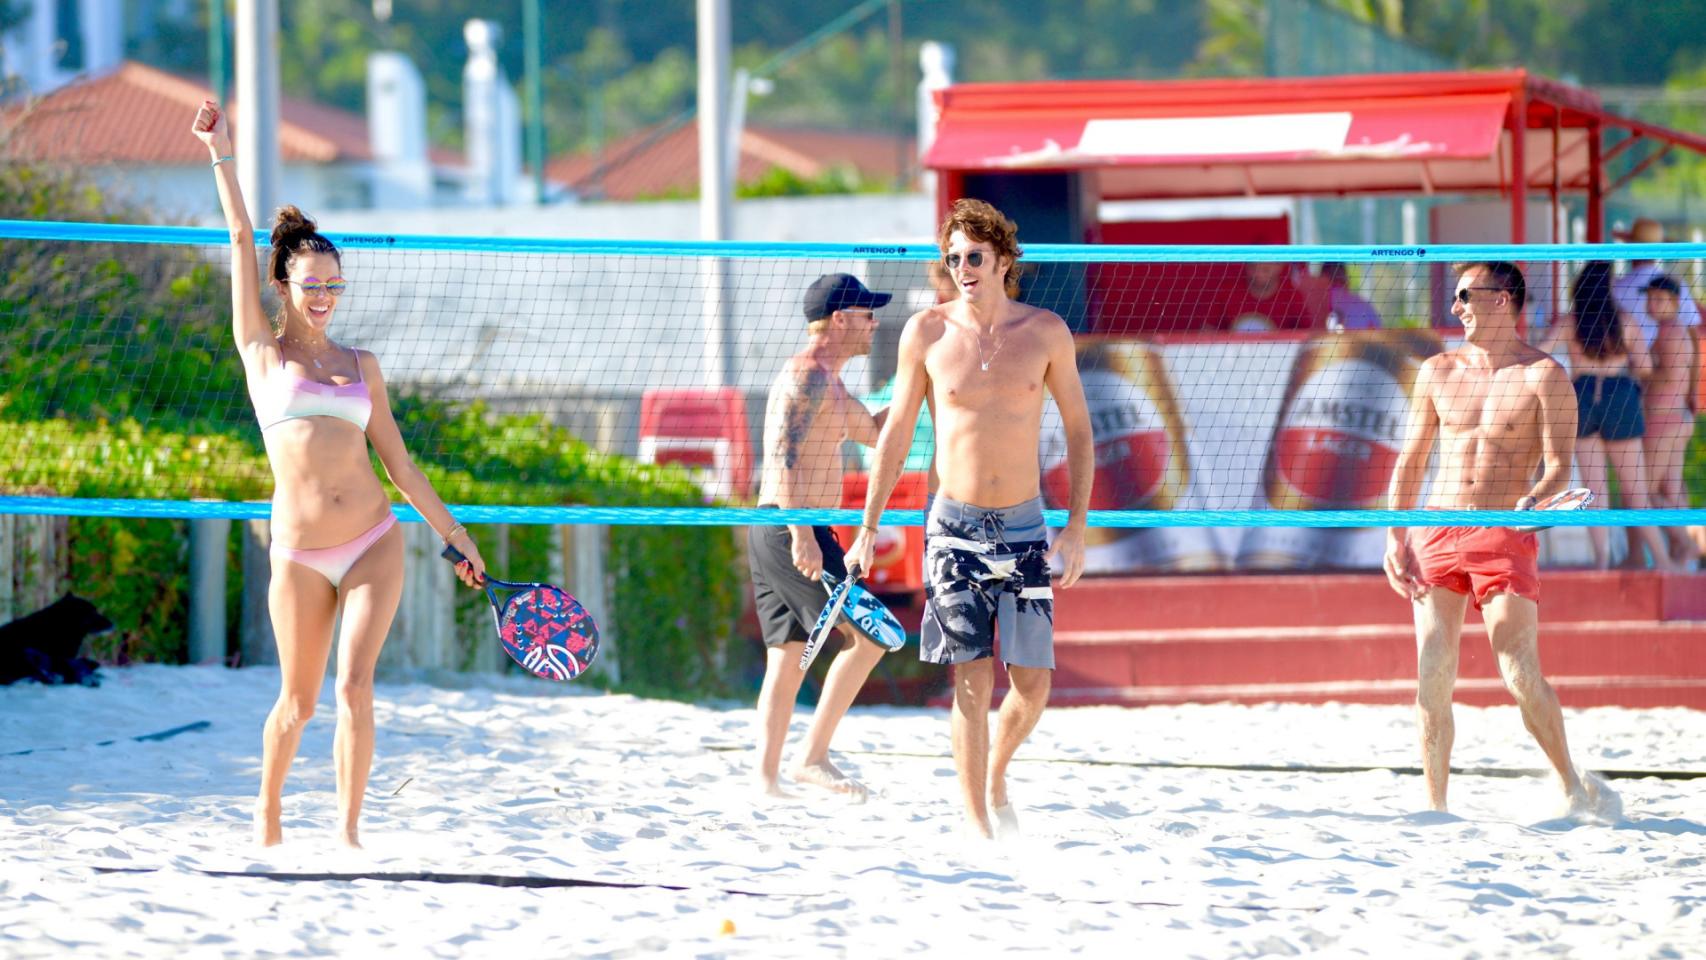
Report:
924,70,1706,206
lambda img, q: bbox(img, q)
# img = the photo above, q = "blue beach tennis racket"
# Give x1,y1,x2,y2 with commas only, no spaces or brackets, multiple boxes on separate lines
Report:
821,571,906,652
443,544,599,681
799,565,906,670
1509,487,1595,533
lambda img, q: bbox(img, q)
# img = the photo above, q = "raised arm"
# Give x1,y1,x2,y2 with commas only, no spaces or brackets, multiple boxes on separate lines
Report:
358,351,486,587
1621,311,1653,378
845,312,931,576
190,101,275,375
1526,358,1578,503
1040,315,1091,587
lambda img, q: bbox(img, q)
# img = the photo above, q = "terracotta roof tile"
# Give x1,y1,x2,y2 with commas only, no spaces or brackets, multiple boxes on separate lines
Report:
0,61,449,167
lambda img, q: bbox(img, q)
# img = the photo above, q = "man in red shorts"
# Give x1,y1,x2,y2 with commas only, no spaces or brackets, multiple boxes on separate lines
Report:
1384,261,1618,817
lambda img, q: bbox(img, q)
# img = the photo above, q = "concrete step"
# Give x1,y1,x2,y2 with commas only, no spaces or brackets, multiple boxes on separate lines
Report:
876,570,1706,710
1044,674,1706,709
1051,571,1706,632
1049,620,1706,688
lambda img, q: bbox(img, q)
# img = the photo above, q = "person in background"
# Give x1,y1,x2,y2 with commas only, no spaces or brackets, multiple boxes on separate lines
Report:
1611,217,1701,351
1641,275,1701,570
1536,263,1679,572
1321,262,1383,330
1215,261,1322,332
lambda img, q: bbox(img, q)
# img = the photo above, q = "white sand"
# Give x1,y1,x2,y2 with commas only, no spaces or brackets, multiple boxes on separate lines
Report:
3,664,1705,957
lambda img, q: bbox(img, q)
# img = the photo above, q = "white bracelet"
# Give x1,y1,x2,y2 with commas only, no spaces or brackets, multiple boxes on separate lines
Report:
211,155,234,167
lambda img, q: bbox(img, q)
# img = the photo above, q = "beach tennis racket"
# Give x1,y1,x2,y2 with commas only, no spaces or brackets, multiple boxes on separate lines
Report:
442,544,599,681
1509,487,1595,533
799,564,862,671
819,571,907,652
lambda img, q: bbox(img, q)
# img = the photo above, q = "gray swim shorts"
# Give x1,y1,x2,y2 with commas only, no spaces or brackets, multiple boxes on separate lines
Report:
919,494,1055,669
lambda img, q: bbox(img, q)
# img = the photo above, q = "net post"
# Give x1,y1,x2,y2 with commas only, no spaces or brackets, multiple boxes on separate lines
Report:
239,520,277,667
187,518,231,664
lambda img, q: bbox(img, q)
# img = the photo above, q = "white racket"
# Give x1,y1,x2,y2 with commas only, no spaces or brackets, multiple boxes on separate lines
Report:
799,564,863,671
1509,487,1595,533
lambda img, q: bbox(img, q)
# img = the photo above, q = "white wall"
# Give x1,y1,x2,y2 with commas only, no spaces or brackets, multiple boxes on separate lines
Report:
315,192,934,243
367,52,433,209
91,162,378,220
1,0,122,95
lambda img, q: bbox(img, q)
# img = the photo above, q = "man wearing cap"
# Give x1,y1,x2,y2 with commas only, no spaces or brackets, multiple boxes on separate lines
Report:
1612,217,1701,350
748,273,893,799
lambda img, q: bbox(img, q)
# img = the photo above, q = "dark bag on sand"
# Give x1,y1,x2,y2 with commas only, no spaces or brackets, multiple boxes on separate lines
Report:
0,593,113,686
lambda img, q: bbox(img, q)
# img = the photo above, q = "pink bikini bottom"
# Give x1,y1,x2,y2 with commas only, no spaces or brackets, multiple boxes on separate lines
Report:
271,514,398,588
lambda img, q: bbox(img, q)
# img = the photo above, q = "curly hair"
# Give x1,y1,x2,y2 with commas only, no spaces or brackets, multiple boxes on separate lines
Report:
937,198,1022,297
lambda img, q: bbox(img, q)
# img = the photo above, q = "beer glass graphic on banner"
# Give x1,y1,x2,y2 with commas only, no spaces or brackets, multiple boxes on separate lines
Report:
1041,343,1226,573
1238,329,1443,570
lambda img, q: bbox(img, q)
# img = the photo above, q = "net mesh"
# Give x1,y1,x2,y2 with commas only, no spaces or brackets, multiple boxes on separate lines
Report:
1,224,1701,572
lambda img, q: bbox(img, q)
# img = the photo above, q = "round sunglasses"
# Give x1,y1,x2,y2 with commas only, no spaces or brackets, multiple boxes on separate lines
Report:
285,277,348,296
942,251,989,270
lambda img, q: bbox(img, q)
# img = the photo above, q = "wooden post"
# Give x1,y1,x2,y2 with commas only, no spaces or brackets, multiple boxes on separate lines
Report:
564,523,616,684
0,514,15,621
10,514,69,615
377,520,454,673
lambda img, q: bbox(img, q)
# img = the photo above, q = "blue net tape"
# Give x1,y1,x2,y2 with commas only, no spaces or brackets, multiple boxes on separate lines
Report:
1,219,1700,263
1,497,1700,528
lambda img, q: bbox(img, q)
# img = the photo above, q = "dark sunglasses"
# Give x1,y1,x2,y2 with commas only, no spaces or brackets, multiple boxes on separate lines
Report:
943,251,988,270
1455,286,1505,304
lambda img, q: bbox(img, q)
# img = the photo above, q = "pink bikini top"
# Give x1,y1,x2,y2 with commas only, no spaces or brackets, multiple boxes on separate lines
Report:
255,348,372,432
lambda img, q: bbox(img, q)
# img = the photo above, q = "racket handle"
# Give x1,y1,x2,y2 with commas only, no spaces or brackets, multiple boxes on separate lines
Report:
441,543,487,584
848,563,863,582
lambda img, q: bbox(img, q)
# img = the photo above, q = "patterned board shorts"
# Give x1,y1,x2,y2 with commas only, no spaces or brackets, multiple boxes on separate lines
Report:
920,495,1055,669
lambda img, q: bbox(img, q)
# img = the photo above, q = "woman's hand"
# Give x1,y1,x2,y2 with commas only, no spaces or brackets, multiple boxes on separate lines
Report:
192,100,233,158
446,531,487,588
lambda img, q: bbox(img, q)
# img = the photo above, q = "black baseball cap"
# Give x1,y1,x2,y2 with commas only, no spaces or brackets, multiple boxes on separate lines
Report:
803,273,892,321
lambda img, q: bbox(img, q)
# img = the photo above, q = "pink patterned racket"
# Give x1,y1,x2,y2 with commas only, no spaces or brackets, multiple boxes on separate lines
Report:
443,544,599,681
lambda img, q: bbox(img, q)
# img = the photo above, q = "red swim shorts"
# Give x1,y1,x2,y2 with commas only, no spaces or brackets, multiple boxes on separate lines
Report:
1412,526,1540,609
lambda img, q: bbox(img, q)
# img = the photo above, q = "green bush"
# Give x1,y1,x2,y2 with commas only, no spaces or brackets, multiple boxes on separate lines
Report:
1,415,740,697
66,515,191,664
1686,413,1706,508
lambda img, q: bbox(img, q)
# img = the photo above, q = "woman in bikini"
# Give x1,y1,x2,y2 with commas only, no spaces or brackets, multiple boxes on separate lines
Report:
1539,262,1676,571
193,102,486,847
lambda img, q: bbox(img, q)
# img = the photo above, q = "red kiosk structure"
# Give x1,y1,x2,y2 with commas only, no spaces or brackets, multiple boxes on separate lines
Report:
926,69,1706,245
905,70,1706,709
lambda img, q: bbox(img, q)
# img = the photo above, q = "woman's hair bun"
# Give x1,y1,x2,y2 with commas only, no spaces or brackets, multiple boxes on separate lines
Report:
270,205,318,247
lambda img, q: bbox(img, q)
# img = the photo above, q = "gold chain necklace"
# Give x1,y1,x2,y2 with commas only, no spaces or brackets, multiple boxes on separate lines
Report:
281,333,335,369
971,324,1006,372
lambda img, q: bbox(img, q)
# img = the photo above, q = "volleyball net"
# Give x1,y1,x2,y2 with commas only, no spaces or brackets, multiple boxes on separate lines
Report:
2,221,1702,566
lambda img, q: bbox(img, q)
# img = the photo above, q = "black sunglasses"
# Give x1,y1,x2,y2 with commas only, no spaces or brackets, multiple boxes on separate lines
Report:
1455,286,1507,304
943,251,988,270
